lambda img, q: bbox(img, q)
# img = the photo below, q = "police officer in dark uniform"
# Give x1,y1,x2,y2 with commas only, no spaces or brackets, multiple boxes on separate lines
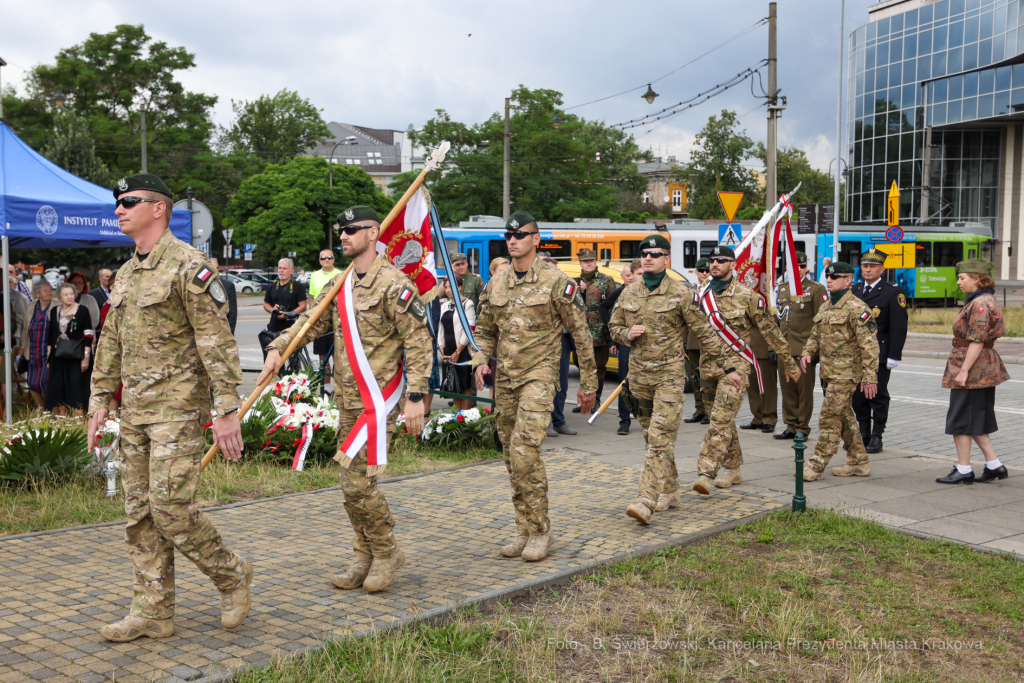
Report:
851,248,908,453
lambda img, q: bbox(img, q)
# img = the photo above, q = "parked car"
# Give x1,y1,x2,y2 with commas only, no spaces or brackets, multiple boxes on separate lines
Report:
232,272,272,290
222,273,261,294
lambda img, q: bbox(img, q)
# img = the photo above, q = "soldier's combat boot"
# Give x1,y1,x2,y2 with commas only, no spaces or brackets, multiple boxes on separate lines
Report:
99,615,175,642
831,463,871,477
714,467,743,488
803,468,824,482
626,501,653,525
521,532,554,562
363,549,406,592
692,475,714,495
332,550,373,589
500,535,530,558
221,558,253,629
655,490,681,512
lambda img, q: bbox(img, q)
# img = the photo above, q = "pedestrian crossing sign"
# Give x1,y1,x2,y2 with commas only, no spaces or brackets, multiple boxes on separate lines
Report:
718,223,743,246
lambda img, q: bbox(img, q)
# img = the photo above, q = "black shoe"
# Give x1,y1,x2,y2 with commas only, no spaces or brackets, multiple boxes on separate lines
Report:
739,423,760,430
936,467,975,485
617,422,630,436
701,415,710,425
683,412,706,424
865,435,883,454
571,406,582,413
761,424,775,434
774,430,796,440
976,465,1009,483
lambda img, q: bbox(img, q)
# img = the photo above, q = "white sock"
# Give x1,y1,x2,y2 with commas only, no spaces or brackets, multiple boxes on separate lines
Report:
986,459,1003,470
957,464,974,474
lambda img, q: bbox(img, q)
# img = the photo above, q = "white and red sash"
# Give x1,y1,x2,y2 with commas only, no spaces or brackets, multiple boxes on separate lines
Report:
698,282,764,394
337,271,405,470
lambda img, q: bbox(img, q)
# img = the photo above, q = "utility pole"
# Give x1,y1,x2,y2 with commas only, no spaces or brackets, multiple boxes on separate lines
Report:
832,0,844,259
503,97,511,222
766,2,778,209
140,108,148,174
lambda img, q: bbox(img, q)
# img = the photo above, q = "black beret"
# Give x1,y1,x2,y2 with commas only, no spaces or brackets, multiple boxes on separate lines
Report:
113,174,172,199
337,205,380,227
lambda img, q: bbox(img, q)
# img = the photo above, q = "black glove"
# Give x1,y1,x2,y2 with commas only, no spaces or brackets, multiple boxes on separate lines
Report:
768,351,778,366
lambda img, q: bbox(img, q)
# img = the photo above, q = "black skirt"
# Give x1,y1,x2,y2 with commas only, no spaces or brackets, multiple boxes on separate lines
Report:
46,357,91,411
945,387,998,436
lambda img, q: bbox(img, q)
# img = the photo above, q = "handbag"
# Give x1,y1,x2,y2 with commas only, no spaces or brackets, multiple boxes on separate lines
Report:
55,337,86,360
441,360,463,394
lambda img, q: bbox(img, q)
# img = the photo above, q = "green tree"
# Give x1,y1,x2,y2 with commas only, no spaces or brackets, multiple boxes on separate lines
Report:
1,85,55,146
41,109,111,186
683,110,758,219
224,156,392,269
218,89,332,164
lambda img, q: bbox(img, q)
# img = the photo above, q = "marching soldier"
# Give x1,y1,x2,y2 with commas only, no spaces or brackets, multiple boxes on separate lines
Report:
609,235,720,524
774,252,829,440
684,258,711,425
799,261,878,480
571,248,617,413
692,245,801,495
260,205,431,592
450,252,484,309
851,248,908,453
88,174,252,641
472,211,597,562
739,325,779,433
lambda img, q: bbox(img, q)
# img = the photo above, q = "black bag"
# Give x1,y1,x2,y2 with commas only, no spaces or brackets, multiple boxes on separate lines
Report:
441,362,463,395
55,337,85,360
16,356,28,374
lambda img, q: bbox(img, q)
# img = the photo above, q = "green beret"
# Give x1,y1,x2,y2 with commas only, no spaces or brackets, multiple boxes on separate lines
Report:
709,244,735,259
826,261,855,275
113,173,172,199
862,248,887,265
337,205,380,227
640,234,671,252
577,248,597,260
795,251,807,265
451,252,468,263
956,258,994,276
506,210,537,232
695,257,710,268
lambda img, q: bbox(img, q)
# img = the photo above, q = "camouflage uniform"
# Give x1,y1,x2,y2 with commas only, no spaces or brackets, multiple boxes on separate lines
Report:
471,259,597,536
270,256,431,560
685,325,705,416
800,289,878,472
942,291,1010,389
609,277,719,507
90,228,247,620
697,279,799,480
577,270,617,395
776,276,829,435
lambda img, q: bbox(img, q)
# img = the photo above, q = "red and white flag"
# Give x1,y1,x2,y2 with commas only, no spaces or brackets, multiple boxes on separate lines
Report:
733,196,802,313
376,186,437,295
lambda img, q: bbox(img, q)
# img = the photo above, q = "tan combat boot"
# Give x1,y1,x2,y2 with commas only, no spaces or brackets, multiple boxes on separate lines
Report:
332,551,373,589
99,615,174,642
714,467,743,488
221,558,253,629
363,549,406,592
626,501,653,525
655,490,681,512
500,535,530,558
692,475,714,495
521,532,554,562
803,468,824,482
832,463,871,477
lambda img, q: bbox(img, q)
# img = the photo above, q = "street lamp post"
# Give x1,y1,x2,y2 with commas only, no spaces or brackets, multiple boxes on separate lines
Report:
327,135,358,249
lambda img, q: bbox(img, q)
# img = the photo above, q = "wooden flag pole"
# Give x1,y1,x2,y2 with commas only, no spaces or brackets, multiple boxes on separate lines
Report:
200,141,451,471
586,380,626,425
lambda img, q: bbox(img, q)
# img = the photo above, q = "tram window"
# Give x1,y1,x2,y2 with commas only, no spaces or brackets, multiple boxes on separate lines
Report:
600,248,612,260
621,241,640,259
795,240,806,253
467,248,481,274
980,240,993,261
536,239,572,259
489,239,510,264
700,241,718,257
840,241,862,267
934,242,961,267
683,241,697,268
915,241,932,267
968,248,976,258
434,237,459,269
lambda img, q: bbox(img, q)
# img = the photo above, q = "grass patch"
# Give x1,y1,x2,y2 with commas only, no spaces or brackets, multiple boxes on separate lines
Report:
245,509,1024,682
909,305,1024,337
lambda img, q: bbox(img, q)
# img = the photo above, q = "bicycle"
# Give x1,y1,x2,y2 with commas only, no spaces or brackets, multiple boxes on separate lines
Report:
259,311,313,377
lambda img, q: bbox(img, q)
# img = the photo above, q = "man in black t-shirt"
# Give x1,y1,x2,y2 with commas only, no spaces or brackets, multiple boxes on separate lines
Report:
263,258,308,333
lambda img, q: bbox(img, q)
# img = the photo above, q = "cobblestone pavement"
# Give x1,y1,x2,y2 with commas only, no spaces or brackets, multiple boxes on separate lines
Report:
0,452,779,683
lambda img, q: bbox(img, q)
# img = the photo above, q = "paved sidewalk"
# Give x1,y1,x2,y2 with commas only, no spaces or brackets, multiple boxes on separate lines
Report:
0,452,778,683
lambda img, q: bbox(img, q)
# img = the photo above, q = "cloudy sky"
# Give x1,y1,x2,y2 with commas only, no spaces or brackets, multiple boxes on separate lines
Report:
1,0,876,172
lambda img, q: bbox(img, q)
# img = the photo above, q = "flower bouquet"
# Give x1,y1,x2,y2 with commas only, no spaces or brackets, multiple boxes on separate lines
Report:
419,407,494,448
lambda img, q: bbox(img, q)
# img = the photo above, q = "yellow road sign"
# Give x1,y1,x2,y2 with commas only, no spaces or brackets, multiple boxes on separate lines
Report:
717,191,745,224
887,181,900,226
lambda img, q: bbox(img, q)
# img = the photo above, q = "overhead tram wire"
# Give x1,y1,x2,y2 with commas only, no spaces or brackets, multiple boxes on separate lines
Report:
563,17,768,112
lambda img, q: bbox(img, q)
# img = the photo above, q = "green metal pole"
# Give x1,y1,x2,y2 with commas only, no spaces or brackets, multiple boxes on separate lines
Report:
792,430,807,513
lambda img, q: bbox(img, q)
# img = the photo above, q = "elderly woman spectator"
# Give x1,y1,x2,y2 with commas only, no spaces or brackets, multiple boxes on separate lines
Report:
22,280,56,409
936,259,1011,485
66,271,101,330
46,283,93,416
437,276,476,410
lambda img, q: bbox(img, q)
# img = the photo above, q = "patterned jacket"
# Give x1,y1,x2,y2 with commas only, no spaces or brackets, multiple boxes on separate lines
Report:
577,271,617,345
471,258,597,393
942,292,1010,389
800,289,878,384
269,256,432,411
776,276,829,356
89,228,242,423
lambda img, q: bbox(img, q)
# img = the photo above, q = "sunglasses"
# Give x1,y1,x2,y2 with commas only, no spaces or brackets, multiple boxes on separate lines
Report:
319,255,335,261
336,224,375,235
709,257,734,264
640,250,667,259
504,230,538,241
826,273,851,280
115,196,161,210
696,268,710,274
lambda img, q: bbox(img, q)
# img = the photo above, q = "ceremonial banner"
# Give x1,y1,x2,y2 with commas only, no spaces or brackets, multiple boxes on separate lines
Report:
376,186,437,295
733,192,802,314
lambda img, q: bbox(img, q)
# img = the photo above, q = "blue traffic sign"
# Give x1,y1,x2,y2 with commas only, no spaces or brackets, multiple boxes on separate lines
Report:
234,248,241,259
885,225,904,243
244,243,253,253
718,223,743,247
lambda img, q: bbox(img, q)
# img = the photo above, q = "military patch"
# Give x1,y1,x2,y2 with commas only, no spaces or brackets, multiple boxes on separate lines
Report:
409,298,427,321
564,283,576,298
194,267,214,286
757,298,766,310
868,320,877,333
898,293,907,308
399,286,414,303
574,290,585,310
822,293,829,302
859,310,871,323
208,279,227,305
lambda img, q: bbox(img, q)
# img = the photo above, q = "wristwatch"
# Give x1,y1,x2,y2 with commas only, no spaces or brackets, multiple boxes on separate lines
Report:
408,392,424,403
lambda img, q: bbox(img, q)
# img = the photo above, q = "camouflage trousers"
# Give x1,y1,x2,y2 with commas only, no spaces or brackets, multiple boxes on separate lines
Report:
495,380,554,535
120,420,246,620
809,380,869,472
335,406,399,560
632,377,685,507
697,368,748,478
686,349,704,414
